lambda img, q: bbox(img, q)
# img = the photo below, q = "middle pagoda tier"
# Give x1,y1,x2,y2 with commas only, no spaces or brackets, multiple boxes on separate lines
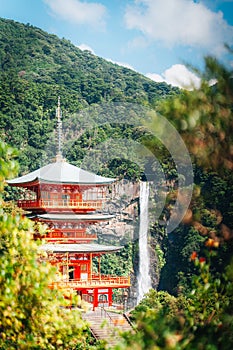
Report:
29,212,114,243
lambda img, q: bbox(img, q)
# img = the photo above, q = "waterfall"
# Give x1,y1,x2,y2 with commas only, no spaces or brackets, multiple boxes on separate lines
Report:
137,181,151,303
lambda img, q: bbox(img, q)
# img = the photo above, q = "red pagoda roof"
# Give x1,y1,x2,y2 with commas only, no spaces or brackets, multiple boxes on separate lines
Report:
7,160,115,186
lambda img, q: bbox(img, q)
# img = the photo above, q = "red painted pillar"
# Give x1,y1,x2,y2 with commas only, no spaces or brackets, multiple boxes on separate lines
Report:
108,288,112,306
93,288,98,310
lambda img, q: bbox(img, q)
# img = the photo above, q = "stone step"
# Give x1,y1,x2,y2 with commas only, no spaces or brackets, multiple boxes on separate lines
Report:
82,309,134,347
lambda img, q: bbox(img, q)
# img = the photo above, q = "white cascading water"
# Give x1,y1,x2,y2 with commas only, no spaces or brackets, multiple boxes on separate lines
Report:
137,181,151,303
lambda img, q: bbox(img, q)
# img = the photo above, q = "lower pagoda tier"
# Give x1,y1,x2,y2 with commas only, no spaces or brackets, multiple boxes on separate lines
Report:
39,243,130,308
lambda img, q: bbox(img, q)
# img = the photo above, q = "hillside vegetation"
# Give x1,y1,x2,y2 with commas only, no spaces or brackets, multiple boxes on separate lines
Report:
0,17,178,173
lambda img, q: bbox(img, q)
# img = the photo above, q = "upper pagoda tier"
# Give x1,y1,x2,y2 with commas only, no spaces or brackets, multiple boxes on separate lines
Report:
7,97,116,213
7,159,115,186
8,159,115,213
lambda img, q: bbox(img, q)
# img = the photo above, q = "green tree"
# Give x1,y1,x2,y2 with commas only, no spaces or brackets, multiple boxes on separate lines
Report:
156,55,233,174
148,52,233,290
117,253,233,350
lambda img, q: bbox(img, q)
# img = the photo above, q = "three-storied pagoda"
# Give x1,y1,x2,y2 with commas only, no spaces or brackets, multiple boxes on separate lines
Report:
8,98,130,309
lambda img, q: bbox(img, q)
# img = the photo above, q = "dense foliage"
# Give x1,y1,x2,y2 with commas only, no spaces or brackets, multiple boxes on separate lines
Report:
118,255,233,350
154,54,233,293
0,17,178,174
116,53,233,349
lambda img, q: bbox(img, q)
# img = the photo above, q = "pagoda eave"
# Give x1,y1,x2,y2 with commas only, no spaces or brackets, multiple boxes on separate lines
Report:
28,213,115,222
40,243,123,254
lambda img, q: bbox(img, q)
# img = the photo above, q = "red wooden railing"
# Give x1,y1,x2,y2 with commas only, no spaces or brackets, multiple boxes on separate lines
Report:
50,275,130,289
17,199,103,210
47,231,97,239
34,230,97,243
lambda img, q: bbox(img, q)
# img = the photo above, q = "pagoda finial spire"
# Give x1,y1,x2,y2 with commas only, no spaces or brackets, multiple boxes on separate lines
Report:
56,96,63,162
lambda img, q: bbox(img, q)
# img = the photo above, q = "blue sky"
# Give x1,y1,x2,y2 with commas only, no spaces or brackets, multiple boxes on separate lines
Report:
1,0,233,89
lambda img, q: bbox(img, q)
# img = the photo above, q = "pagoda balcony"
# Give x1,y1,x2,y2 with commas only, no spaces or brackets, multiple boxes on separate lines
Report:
49,274,130,290
17,199,103,211
43,231,97,243
47,230,97,239
35,234,97,243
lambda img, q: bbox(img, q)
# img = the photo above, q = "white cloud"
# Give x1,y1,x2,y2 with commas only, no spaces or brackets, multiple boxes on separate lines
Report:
146,73,164,83
44,0,107,29
146,64,201,90
125,0,233,55
78,44,95,54
106,58,135,70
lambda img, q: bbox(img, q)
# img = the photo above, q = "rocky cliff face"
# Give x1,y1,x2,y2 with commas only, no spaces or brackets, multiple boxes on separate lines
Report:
88,179,140,242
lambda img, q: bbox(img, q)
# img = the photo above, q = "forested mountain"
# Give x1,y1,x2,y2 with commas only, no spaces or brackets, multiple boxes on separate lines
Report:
0,17,178,173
